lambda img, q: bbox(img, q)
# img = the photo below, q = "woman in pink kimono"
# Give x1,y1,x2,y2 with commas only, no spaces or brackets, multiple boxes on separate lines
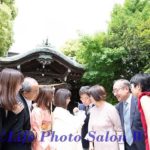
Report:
86,85,124,150
31,86,53,150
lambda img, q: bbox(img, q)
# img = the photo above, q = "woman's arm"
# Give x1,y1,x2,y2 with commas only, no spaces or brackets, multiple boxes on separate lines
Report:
30,107,42,139
140,96,150,147
108,106,124,150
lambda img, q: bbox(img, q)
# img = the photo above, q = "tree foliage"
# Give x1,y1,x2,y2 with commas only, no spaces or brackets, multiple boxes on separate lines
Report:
107,0,150,76
61,0,150,103
60,39,81,58
0,0,17,56
76,34,128,103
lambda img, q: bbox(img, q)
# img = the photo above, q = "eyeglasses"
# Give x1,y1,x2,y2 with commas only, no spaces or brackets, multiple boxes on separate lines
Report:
112,87,124,94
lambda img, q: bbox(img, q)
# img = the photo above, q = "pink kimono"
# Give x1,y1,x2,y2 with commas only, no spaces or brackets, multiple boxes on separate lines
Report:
31,106,52,150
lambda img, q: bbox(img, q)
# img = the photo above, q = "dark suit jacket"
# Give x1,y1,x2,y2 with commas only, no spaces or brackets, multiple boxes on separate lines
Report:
116,96,145,150
1,93,35,150
0,103,25,150
78,103,89,149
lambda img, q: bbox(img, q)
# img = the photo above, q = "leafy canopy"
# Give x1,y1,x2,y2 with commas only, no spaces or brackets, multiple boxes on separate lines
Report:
0,0,17,56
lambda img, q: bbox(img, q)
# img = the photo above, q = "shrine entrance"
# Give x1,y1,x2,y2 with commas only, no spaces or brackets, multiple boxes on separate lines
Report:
0,47,84,112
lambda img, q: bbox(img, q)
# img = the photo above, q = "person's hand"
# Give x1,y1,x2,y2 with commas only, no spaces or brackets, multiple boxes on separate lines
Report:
89,142,94,150
89,146,94,150
12,102,24,114
32,129,37,139
73,107,79,114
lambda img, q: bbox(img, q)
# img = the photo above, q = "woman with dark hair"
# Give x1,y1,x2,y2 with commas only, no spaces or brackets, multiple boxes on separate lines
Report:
52,88,85,150
86,85,124,150
0,68,24,111
0,68,24,149
130,73,150,150
31,86,54,150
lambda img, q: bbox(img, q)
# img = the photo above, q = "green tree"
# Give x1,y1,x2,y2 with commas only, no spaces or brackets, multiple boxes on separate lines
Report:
60,38,84,61
0,0,17,56
107,0,150,76
76,33,127,103
61,0,150,103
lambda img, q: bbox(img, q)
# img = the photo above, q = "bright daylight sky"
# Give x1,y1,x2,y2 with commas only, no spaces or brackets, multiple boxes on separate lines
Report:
10,0,124,53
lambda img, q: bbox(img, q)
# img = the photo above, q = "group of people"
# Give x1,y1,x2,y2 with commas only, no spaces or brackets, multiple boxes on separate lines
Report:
78,74,150,150
0,68,150,150
0,68,85,150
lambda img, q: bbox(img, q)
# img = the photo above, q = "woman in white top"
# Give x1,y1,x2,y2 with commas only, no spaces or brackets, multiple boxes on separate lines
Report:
52,88,85,150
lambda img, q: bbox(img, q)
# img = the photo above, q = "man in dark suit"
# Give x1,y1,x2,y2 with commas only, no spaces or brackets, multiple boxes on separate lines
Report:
78,86,94,150
2,77,39,150
113,79,145,150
